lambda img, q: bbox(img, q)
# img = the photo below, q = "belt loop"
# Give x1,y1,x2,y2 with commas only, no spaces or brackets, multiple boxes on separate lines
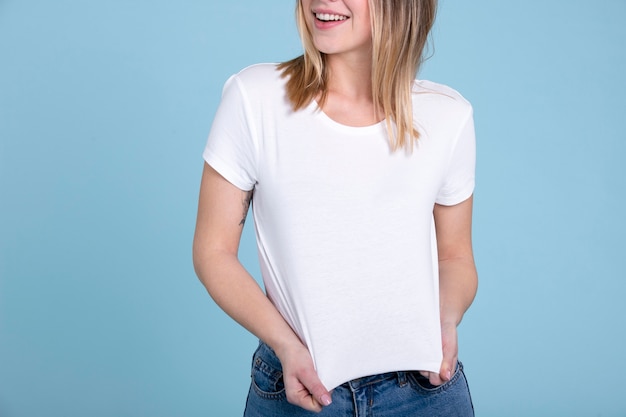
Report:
397,371,407,387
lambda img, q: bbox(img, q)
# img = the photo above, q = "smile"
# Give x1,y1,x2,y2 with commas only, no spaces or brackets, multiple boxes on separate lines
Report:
315,12,348,22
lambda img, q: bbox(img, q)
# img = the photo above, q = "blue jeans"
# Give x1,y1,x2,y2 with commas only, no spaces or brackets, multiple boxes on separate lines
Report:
243,342,474,417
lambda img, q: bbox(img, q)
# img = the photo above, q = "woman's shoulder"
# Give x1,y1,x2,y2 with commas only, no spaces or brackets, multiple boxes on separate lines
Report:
413,80,472,111
230,63,283,86
413,80,474,127
223,63,285,101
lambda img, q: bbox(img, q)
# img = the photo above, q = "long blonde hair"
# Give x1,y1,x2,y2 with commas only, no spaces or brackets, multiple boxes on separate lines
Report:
278,0,438,150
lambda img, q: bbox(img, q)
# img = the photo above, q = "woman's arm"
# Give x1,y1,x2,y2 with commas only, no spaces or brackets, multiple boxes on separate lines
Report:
423,195,478,385
192,163,332,411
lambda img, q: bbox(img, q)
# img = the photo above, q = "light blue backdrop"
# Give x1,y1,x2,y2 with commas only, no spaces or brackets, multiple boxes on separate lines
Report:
1,0,624,416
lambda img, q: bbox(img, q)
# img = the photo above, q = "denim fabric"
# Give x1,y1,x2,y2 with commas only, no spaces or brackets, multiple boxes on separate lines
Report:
243,342,474,417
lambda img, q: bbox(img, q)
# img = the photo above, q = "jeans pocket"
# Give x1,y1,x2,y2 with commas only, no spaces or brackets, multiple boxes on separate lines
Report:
408,362,464,394
250,348,286,399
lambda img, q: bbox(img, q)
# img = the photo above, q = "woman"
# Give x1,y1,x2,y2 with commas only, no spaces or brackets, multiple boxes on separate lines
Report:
193,0,477,415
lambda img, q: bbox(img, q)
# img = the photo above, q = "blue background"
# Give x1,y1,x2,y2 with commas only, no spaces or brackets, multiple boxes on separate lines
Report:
1,0,625,416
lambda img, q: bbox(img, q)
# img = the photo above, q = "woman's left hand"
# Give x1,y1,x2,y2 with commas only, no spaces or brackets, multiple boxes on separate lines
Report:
419,197,477,386
419,322,458,386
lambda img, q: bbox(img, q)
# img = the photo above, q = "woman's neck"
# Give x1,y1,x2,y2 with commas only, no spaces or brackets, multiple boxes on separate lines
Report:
326,53,373,102
321,54,382,127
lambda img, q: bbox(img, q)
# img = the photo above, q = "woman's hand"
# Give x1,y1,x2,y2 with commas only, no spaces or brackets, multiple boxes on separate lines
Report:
419,322,458,385
193,164,332,412
418,197,477,386
275,342,332,412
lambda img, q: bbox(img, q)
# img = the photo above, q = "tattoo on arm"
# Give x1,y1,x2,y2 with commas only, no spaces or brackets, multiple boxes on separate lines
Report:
239,189,254,226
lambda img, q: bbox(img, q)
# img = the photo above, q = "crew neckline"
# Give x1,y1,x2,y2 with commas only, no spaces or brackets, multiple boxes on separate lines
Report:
307,100,386,135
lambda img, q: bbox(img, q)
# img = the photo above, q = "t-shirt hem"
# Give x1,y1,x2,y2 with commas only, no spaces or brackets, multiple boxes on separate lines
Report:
435,180,475,206
203,148,254,191
321,360,444,391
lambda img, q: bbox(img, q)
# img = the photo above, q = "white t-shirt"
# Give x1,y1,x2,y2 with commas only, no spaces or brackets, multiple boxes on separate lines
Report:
204,63,475,390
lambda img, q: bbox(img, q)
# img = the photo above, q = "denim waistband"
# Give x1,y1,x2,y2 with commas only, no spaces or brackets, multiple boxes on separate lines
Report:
344,371,408,390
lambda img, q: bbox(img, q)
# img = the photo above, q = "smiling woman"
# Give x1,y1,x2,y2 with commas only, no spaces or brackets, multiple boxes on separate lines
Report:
1,0,625,415
193,0,478,416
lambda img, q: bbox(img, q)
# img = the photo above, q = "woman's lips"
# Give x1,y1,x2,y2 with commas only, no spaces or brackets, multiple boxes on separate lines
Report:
312,11,349,29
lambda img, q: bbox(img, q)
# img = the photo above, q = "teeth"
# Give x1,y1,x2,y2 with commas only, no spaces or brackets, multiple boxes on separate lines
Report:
315,13,348,22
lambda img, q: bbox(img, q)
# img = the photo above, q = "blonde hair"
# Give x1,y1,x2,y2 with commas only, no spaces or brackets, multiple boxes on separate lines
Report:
278,0,437,150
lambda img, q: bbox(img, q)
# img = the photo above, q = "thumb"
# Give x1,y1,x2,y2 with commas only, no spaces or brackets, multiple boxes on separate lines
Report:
439,357,455,382
300,369,332,407
440,322,458,382
439,343,457,382
439,342,458,382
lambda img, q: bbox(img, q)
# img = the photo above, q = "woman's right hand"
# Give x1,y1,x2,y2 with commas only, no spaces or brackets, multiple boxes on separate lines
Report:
193,164,331,411
274,342,332,413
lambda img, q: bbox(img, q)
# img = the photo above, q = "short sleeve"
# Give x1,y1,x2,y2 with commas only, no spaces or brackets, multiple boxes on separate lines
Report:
435,107,476,206
203,74,258,191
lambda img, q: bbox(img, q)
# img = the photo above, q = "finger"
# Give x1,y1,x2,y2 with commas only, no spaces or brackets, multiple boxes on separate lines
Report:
440,327,458,383
439,353,457,382
285,378,323,413
428,372,445,386
297,386,324,412
285,369,331,411
300,368,332,407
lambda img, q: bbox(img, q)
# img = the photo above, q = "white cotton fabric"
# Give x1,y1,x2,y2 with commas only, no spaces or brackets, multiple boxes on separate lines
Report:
203,63,476,390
